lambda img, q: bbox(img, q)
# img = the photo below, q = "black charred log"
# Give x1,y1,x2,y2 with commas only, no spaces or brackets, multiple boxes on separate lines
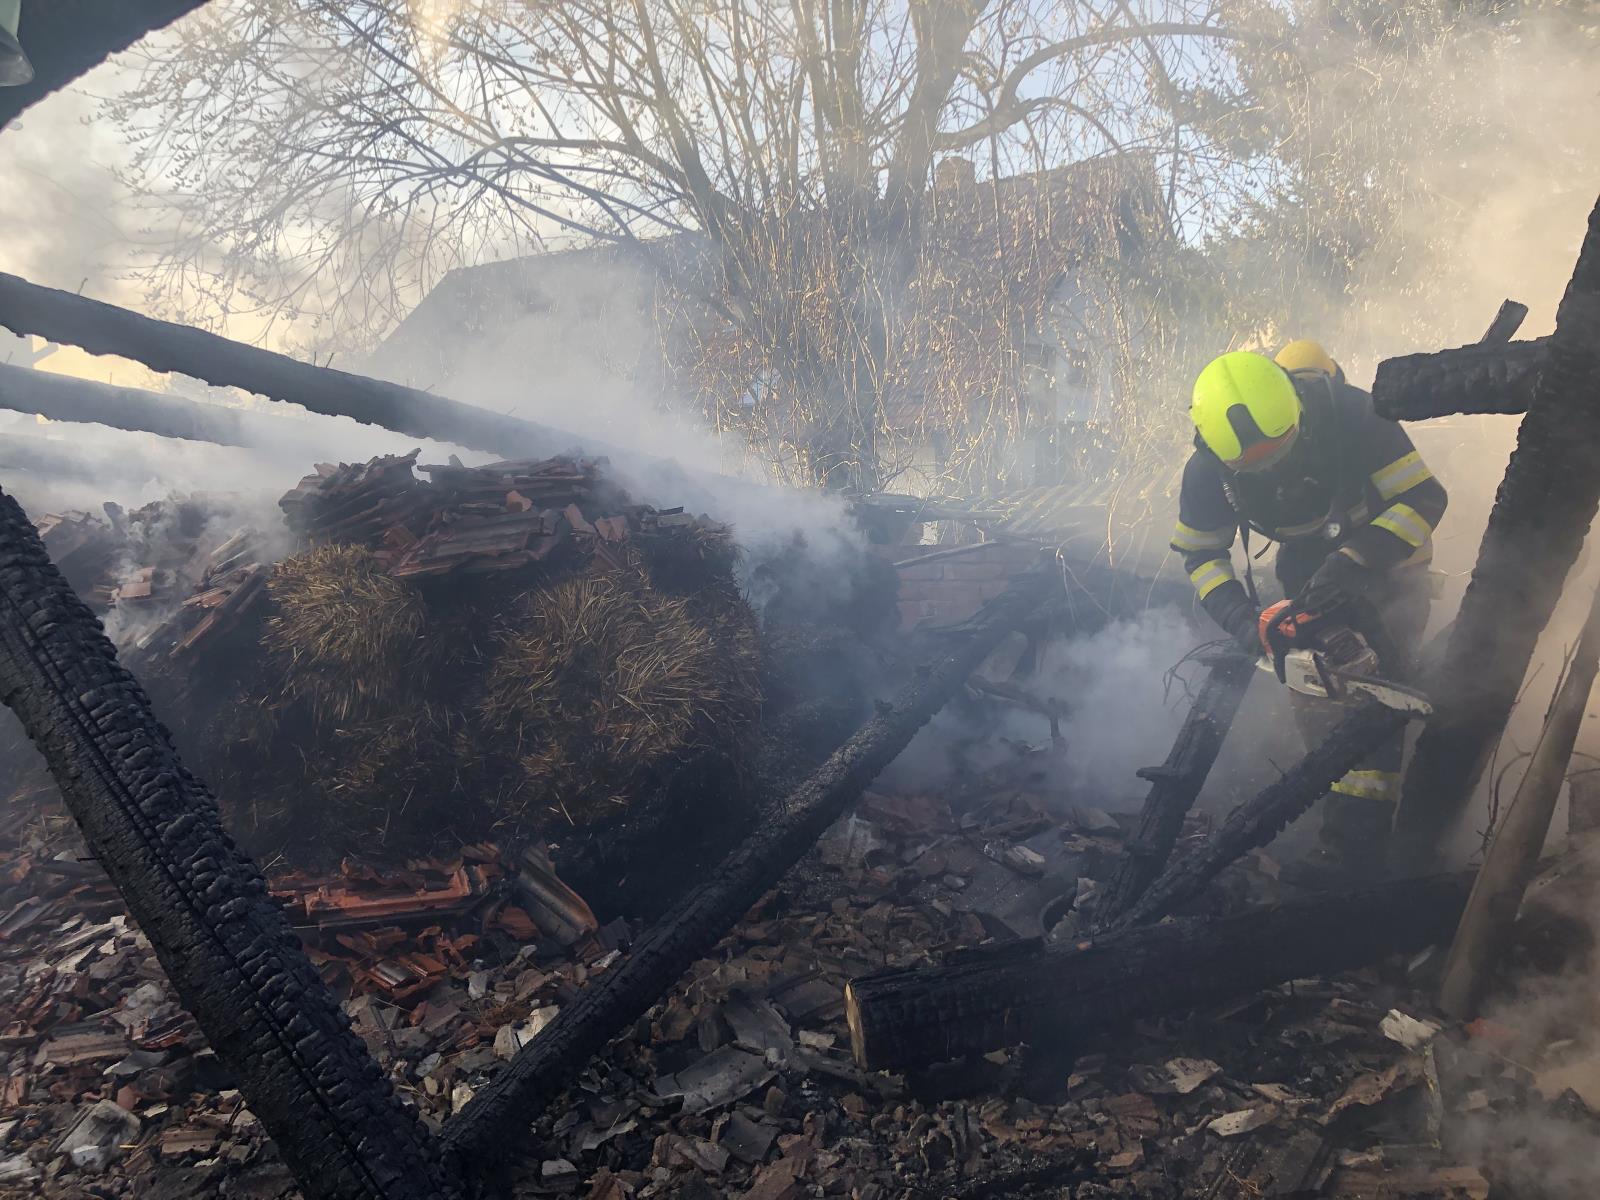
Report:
1092,656,1254,927
1398,195,1600,857
0,361,256,446
1,3,211,129
0,271,588,459
1371,338,1548,421
441,563,1061,1173
1112,700,1408,930
845,872,1472,1072
0,487,459,1200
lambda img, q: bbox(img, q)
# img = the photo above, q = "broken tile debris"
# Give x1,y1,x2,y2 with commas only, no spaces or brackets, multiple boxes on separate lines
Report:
6,714,1600,1198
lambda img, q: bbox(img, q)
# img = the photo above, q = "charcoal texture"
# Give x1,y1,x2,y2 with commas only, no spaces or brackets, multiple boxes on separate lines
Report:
847,872,1472,1072
1398,196,1600,854
1371,338,1547,421
0,487,459,1200
1094,656,1254,928
1113,700,1408,930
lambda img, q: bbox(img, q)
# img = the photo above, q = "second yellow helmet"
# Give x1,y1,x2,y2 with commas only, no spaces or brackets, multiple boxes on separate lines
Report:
1275,339,1343,382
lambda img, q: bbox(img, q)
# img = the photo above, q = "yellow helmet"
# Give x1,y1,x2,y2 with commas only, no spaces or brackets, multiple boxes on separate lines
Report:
1274,339,1343,382
1191,352,1302,471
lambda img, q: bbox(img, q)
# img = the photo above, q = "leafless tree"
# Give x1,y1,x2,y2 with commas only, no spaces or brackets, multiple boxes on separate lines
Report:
1190,0,1600,364
110,0,1257,490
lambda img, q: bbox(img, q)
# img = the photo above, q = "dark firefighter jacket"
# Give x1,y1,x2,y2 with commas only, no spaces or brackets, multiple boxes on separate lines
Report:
1172,371,1449,630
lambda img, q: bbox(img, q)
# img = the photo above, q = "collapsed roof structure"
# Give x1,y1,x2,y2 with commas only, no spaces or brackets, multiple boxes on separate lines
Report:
3,7,1600,1200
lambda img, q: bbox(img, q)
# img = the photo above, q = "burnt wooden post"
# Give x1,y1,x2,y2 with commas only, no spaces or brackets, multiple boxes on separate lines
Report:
1109,700,1409,930
1439,580,1600,1017
1397,195,1600,861
1371,339,1547,421
1093,655,1254,927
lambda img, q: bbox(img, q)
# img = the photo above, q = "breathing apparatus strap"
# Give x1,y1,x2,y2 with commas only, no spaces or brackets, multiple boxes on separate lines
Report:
1239,524,1261,608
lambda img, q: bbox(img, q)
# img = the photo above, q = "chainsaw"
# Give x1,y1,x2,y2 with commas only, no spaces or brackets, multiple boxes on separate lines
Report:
1255,599,1433,717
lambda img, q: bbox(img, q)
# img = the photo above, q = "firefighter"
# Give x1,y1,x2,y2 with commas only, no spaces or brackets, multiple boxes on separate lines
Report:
1171,349,1447,879
1274,338,1345,385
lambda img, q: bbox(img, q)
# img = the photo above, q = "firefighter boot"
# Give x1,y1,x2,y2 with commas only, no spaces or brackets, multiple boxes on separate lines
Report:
1282,791,1395,889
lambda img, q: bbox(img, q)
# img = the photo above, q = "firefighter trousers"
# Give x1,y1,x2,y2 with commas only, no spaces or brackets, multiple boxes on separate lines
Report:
1284,564,1432,861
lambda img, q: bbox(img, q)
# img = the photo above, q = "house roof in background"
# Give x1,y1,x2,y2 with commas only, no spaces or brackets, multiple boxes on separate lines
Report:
370,155,1166,395
367,234,716,390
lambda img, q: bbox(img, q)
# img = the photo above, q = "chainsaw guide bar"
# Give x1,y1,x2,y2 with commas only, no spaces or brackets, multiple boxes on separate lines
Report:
1257,649,1433,717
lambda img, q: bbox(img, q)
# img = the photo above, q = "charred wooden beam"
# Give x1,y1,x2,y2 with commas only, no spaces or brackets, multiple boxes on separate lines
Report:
1092,656,1254,927
441,562,1060,1172
0,272,587,459
0,360,389,458
1,2,211,128
1371,338,1548,421
1480,299,1531,346
0,485,459,1199
1398,195,1600,859
1111,700,1409,930
0,360,255,446
0,433,165,487
845,872,1472,1072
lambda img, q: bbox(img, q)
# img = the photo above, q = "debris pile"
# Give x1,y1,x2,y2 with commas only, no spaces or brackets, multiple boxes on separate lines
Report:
32,496,267,648
34,510,121,608
0,823,624,1197
12,438,1596,1198
11,453,767,887
8,777,1598,1199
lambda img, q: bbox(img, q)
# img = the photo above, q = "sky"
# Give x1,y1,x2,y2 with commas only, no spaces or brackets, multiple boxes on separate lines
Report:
0,21,497,512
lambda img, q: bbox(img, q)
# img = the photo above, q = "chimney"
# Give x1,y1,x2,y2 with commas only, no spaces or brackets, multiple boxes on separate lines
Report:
934,156,976,195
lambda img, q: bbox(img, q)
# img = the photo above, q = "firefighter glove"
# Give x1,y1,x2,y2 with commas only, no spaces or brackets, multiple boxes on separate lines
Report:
1217,595,1261,651
1301,550,1370,616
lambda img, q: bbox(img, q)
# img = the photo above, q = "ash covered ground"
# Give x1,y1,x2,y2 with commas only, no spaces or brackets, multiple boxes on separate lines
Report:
5,749,1600,1199
2,453,1599,1199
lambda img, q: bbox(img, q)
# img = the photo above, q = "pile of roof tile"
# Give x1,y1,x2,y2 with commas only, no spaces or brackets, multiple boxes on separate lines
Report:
23,499,271,668
22,453,730,676
274,450,727,583
0,818,628,1197
278,448,436,548
34,511,122,608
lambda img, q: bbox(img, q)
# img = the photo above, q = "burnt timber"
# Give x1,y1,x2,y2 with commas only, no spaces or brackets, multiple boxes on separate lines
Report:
844,872,1472,1073
1093,655,1255,927
1398,193,1600,857
1372,338,1547,421
0,271,597,462
1112,700,1410,930
0,360,264,447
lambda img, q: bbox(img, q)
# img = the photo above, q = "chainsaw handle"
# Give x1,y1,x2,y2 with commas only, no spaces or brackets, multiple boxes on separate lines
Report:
1310,650,1343,698
1258,599,1322,668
